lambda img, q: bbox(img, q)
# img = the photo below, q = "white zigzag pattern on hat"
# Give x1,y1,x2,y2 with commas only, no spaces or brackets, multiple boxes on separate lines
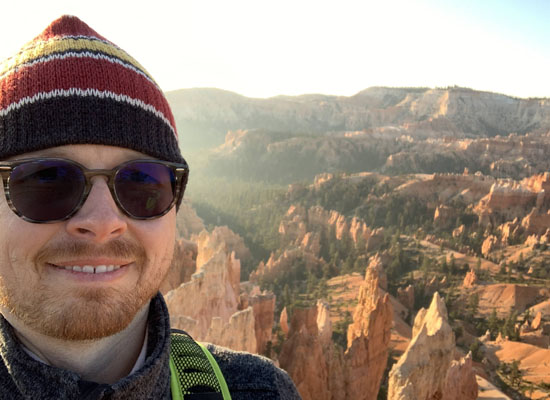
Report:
0,88,177,139
0,51,157,88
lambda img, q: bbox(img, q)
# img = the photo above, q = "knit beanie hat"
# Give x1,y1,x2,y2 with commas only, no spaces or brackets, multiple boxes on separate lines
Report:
0,15,185,164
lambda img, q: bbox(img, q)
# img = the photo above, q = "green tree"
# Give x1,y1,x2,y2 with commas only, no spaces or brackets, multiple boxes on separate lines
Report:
469,340,483,362
449,253,458,275
488,309,500,340
508,360,522,389
502,310,520,341
420,256,432,273
466,293,479,321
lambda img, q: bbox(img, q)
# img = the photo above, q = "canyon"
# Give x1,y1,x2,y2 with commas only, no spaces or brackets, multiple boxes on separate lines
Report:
163,86,550,399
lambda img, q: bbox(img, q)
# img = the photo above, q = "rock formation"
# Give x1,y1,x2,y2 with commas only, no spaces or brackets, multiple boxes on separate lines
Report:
280,204,384,253
175,201,205,238
279,263,393,400
239,283,276,355
480,182,537,218
521,208,550,235
253,203,388,284
250,248,323,283
345,264,393,400
165,229,271,354
280,307,289,336
462,268,478,288
388,292,477,400
531,311,543,330
193,226,251,270
481,235,500,257
366,252,389,290
473,176,550,230
397,285,415,310
160,238,197,293
434,205,457,228
278,205,308,244
366,227,385,252
278,304,337,400
452,224,465,238
498,219,521,244
443,353,479,400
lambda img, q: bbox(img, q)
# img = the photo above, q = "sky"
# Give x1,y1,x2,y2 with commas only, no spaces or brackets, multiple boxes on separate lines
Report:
1,0,549,99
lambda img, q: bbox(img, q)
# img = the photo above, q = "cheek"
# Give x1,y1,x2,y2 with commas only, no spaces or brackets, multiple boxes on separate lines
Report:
135,211,177,265
0,205,59,278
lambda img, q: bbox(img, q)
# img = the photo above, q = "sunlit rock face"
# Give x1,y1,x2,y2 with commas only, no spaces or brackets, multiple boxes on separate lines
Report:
239,283,276,355
481,234,500,257
473,176,550,229
160,238,197,293
345,263,393,400
176,201,205,238
165,228,271,354
279,264,393,400
462,268,478,288
521,208,550,235
388,292,478,400
279,305,334,400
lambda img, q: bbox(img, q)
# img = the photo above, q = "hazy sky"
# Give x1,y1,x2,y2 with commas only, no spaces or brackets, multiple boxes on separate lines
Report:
1,0,549,98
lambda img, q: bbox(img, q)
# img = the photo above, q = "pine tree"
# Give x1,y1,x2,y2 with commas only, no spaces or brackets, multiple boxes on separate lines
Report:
488,309,500,339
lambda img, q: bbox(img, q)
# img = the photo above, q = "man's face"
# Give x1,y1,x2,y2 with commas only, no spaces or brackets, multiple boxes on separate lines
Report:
0,144,176,340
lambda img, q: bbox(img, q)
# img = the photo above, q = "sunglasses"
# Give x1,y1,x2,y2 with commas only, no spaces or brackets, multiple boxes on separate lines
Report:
0,158,189,223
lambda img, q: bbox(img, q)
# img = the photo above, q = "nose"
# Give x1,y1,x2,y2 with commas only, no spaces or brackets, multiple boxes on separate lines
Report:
65,178,128,243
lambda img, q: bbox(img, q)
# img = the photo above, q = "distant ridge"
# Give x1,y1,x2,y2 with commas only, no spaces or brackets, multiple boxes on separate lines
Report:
167,86,546,100
165,86,550,150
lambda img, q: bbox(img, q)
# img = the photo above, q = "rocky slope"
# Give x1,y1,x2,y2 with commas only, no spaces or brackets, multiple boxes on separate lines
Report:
250,203,384,283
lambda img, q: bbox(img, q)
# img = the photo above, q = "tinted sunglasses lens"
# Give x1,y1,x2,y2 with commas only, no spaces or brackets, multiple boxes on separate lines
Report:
114,162,176,218
9,160,85,222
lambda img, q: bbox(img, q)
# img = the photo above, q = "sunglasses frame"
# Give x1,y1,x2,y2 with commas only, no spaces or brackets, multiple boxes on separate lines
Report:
0,157,189,223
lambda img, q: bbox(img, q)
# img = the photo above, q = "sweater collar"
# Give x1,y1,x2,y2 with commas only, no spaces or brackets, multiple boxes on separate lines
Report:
0,293,171,399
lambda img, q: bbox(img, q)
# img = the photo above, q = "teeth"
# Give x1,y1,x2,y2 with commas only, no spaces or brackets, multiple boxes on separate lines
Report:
95,265,107,274
82,266,94,273
58,264,122,273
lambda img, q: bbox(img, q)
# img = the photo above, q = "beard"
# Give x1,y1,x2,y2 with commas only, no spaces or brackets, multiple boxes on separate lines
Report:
0,238,170,340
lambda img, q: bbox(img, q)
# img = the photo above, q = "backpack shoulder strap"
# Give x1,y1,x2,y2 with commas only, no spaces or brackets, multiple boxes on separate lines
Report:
169,329,231,400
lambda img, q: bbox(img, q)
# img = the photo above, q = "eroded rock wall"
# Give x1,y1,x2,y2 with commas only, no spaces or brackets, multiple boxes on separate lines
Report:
279,264,393,400
165,228,271,354
388,292,478,400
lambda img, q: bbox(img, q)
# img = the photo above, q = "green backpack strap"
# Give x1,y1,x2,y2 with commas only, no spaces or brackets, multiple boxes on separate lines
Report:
169,329,231,400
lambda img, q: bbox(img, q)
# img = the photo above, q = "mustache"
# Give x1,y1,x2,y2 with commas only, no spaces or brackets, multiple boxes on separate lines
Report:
34,239,147,266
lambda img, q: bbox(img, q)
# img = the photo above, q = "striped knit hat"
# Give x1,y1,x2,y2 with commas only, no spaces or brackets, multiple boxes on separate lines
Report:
0,15,184,163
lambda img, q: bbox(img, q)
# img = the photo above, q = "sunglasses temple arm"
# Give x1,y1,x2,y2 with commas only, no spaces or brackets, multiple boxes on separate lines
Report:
174,170,189,212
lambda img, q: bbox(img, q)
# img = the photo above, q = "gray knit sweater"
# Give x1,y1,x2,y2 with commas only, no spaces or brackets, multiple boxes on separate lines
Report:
0,294,301,399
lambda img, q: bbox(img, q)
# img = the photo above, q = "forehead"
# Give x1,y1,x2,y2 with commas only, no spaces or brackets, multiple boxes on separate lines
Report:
9,144,154,168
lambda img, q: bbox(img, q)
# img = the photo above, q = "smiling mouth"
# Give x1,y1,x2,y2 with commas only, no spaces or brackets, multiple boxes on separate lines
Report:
56,265,122,274
47,262,132,274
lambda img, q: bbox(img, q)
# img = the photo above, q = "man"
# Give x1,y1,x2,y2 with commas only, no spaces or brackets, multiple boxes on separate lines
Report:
0,15,300,399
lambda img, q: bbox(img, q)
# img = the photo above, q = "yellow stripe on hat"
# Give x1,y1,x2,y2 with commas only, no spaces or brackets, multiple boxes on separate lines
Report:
1,37,153,81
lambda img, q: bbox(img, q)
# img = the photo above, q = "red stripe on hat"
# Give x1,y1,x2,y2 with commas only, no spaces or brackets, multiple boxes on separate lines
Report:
1,56,175,132
34,15,108,43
